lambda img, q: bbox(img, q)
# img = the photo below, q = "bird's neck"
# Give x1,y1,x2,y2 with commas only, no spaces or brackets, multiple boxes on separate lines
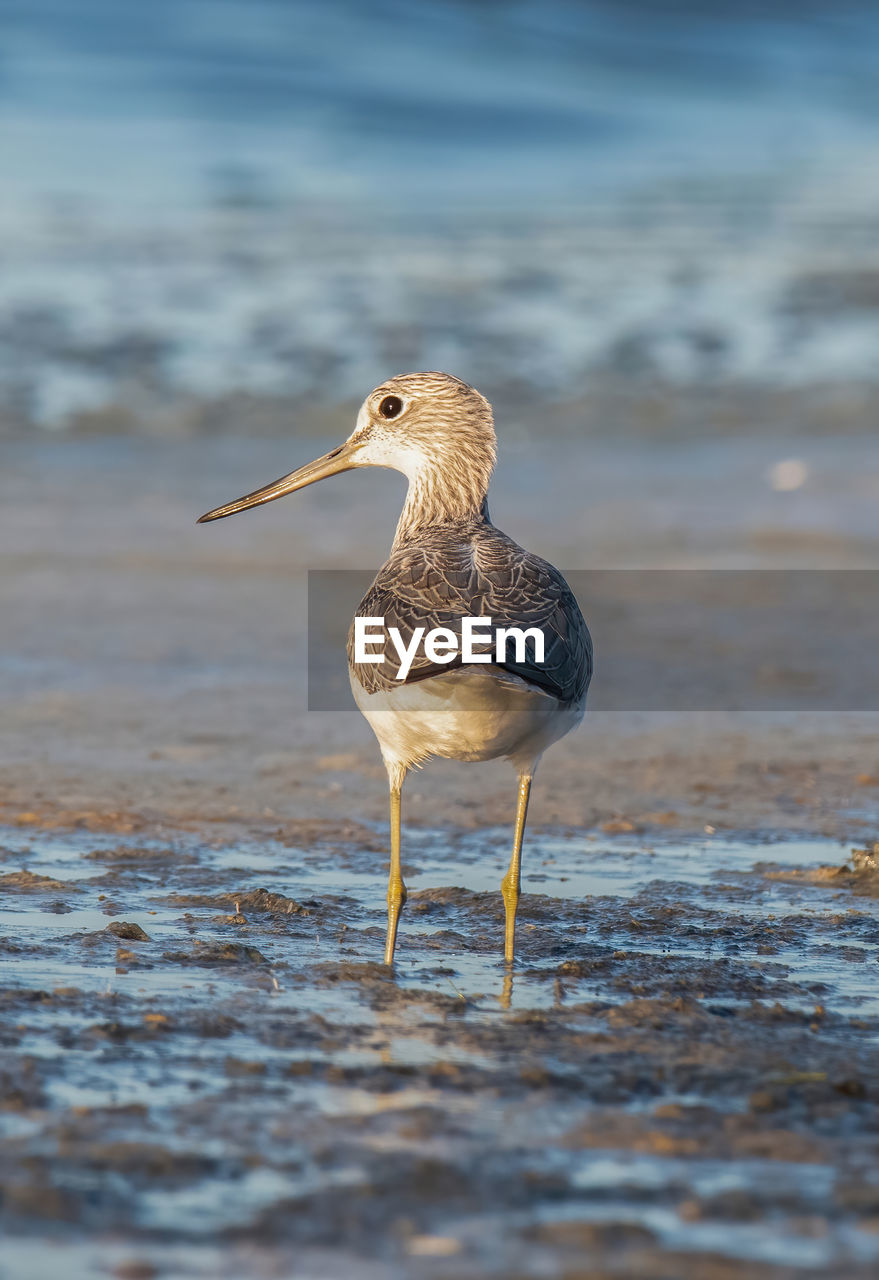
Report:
393,463,492,549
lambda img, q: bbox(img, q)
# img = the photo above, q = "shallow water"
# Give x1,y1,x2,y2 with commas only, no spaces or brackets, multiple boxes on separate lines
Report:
4,825,875,1015
3,821,879,1277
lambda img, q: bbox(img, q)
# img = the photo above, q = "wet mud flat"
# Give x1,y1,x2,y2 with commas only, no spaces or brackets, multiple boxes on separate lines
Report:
2,825,879,1279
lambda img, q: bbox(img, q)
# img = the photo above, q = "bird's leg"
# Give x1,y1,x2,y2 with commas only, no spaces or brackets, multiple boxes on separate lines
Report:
384,780,407,965
501,773,532,964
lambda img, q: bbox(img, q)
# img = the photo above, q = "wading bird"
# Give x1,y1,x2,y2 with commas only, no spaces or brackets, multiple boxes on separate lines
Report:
198,373,591,965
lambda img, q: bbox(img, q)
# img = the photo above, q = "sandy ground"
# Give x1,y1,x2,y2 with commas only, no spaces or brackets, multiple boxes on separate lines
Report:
2,431,878,839
2,427,879,1278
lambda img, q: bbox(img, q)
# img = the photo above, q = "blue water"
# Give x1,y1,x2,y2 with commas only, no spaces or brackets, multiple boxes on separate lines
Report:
2,2,879,425
3,0,878,213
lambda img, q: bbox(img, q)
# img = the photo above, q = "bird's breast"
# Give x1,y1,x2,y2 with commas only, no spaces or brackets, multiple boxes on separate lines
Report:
350,664,583,773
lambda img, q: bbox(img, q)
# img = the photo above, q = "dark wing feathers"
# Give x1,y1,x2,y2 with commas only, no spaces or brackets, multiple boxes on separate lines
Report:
347,525,592,703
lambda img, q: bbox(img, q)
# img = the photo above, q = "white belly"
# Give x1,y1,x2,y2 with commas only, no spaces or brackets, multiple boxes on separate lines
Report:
351,665,584,776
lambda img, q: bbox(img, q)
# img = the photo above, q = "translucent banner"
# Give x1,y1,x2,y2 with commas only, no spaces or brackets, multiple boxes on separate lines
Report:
308,570,879,711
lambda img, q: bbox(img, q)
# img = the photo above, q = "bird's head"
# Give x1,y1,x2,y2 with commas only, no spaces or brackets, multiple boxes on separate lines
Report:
197,371,496,525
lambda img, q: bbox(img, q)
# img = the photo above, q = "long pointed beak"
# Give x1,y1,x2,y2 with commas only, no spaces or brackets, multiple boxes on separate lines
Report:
197,441,359,523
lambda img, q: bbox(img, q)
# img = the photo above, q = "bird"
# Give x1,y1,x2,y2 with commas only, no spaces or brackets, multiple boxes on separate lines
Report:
198,372,591,967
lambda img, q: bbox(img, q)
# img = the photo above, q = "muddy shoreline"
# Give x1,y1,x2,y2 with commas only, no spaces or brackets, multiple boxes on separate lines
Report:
2,431,879,1277
3,823,879,1279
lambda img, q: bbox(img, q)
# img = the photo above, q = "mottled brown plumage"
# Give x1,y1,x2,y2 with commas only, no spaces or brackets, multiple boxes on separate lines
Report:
347,521,591,703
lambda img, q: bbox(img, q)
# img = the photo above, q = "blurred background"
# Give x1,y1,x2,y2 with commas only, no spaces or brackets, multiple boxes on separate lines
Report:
4,0,879,798
2,1,878,774
3,0,879,435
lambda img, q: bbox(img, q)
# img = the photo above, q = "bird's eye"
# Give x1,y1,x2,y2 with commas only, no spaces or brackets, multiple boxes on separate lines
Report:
378,395,403,420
